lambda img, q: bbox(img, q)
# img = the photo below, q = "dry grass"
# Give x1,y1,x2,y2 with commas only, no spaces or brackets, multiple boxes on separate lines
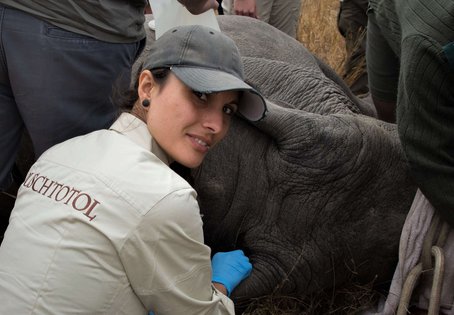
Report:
297,0,346,75
240,275,382,315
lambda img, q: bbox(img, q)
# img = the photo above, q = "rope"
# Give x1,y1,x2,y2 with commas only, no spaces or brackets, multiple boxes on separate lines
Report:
428,246,444,315
396,213,447,315
397,263,423,315
422,215,440,270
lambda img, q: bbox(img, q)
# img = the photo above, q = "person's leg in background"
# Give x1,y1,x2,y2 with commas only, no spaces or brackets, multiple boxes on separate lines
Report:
338,0,369,95
260,0,301,38
0,5,143,239
217,0,224,14
0,5,143,230
1,6,143,167
0,6,24,192
0,84,24,235
0,86,22,192
366,11,399,122
221,0,301,38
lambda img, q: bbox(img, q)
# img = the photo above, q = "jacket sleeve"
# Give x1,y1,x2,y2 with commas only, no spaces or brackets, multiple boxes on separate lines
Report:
397,35,454,227
118,188,234,315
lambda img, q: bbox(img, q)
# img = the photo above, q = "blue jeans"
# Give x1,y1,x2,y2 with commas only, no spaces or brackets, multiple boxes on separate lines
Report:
0,5,144,190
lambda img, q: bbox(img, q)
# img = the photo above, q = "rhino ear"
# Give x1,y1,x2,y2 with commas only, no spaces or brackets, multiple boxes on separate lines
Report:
252,100,324,153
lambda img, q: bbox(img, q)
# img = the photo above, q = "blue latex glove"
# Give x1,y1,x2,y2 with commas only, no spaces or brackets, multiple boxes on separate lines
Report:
211,249,252,296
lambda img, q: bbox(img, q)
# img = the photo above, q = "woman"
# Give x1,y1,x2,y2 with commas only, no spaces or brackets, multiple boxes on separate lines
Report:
0,25,267,314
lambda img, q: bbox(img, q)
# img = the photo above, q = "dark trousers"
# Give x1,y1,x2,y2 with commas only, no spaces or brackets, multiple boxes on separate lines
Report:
0,5,144,190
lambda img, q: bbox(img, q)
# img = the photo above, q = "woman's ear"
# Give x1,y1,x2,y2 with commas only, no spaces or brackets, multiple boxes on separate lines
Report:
137,70,155,102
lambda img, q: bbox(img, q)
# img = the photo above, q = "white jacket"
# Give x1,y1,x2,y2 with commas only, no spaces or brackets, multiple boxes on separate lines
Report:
0,113,234,315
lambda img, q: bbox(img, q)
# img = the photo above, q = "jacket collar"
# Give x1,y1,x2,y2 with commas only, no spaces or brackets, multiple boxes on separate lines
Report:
110,113,171,165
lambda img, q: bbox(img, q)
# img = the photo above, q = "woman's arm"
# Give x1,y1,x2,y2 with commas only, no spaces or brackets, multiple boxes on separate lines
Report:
119,188,235,314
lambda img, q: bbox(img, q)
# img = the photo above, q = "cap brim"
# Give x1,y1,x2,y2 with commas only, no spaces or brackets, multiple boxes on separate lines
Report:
171,66,267,121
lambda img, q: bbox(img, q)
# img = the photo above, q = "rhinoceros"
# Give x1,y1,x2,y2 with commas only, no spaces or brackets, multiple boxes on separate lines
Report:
135,15,416,312
204,15,416,307
5,14,416,314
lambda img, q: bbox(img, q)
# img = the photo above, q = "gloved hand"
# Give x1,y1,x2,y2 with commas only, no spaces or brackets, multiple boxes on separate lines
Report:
211,249,252,296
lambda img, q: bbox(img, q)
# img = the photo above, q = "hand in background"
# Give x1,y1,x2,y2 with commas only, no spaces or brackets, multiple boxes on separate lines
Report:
233,0,257,18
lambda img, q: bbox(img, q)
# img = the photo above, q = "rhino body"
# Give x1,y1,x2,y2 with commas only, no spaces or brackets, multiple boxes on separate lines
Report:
185,16,414,308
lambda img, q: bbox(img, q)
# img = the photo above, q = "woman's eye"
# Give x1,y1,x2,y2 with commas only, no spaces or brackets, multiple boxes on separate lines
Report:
193,91,207,101
223,105,237,116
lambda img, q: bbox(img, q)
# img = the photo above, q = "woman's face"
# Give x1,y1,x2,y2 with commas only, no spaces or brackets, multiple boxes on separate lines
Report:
144,71,239,168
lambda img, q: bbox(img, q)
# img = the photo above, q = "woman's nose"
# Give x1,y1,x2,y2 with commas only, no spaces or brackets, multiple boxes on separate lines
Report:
202,106,225,134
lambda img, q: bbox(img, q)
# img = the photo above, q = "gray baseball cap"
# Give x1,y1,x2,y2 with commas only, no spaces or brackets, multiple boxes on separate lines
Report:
143,24,267,121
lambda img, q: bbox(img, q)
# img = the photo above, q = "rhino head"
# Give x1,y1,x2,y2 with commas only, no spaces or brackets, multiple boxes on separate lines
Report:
190,16,416,307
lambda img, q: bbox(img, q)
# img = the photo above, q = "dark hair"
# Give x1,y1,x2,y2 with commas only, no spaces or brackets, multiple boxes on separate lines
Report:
112,65,171,113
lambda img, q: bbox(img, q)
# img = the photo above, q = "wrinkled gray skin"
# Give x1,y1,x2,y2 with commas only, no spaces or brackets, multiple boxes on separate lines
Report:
145,16,416,310
137,15,416,308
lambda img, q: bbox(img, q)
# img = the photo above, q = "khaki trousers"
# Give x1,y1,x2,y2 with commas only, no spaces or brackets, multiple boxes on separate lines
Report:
221,0,301,38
